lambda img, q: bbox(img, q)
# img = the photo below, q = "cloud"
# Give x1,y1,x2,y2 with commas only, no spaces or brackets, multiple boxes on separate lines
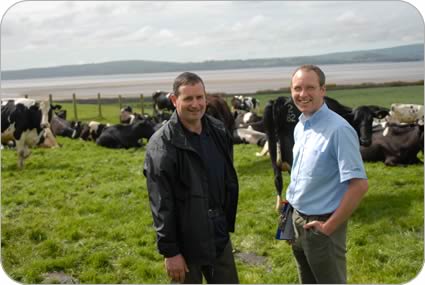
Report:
336,11,367,25
1,1,423,70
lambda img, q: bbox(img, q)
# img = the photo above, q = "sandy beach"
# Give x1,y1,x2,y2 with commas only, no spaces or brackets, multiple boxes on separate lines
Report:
1,61,423,101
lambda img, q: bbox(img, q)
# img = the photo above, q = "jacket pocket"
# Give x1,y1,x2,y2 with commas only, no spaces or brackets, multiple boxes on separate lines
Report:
210,215,229,257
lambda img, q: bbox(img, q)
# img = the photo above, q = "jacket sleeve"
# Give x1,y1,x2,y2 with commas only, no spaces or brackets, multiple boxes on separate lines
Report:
226,128,235,161
224,128,239,233
143,145,180,258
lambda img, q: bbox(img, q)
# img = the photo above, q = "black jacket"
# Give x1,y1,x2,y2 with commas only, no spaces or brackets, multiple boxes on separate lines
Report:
143,112,239,265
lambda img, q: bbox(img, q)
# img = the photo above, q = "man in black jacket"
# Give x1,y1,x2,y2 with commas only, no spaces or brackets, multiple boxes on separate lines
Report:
144,72,239,283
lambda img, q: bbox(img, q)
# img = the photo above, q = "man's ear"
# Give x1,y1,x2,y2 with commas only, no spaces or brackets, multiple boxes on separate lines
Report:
320,86,326,98
170,93,177,107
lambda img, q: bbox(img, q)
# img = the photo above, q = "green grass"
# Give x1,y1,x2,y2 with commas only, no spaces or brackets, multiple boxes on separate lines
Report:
1,85,424,283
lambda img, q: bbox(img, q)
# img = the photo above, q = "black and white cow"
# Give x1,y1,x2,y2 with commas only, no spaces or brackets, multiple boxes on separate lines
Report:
152,90,175,116
361,123,424,166
263,96,389,206
96,118,156,149
206,94,267,146
119,106,136,124
50,115,83,139
1,98,57,168
233,127,267,147
388,103,424,125
233,110,263,130
79,121,110,141
231,95,260,112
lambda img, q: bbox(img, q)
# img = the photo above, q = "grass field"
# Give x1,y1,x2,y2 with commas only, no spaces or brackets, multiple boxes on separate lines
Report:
1,85,424,284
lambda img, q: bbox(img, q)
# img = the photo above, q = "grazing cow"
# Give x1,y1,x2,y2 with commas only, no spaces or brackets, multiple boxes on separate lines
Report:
1,98,57,168
50,115,83,139
264,96,389,204
96,118,156,149
388,103,424,125
231,95,259,112
361,123,424,165
152,90,175,115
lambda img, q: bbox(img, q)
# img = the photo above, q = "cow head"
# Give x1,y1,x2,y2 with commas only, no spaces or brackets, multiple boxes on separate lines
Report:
231,95,259,112
70,121,83,139
39,101,51,128
79,123,91,140
120,106,134,124
152,91,174,114
350,106,389,147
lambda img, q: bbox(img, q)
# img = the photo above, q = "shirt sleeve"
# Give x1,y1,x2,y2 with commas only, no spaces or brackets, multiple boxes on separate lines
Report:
334,125,368,183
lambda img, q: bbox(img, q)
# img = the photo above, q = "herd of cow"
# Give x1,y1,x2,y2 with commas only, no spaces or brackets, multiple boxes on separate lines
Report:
1,92,424,199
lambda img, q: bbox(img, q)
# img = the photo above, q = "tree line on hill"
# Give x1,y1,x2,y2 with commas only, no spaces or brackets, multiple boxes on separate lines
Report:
2,43,423,80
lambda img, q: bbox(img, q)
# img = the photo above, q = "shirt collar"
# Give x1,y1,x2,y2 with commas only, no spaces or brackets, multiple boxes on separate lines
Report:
299,103,329,126
178,114,210,137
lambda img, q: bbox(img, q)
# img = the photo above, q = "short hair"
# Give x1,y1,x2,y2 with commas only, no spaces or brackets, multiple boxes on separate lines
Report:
173,72,206,96
291,64,326,87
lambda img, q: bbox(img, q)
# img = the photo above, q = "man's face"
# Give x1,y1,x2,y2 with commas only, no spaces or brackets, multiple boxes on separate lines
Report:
290,69,326,116
171,82,206,126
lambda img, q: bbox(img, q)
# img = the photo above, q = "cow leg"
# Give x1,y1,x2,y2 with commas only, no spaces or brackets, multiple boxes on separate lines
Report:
276,142,282,167
256,141,269,156
270,142,283,210
15,140,31,169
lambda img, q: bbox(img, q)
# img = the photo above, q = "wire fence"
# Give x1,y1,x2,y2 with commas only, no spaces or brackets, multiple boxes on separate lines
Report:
23,93,148,121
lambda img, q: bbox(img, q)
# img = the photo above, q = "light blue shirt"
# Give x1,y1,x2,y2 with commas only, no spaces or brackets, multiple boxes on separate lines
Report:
286,103,367,215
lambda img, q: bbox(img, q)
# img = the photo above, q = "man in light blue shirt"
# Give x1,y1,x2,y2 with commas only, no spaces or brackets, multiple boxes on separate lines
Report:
286,65,368,284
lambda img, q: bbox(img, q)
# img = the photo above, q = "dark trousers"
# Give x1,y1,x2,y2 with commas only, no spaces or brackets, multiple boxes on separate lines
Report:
291,210,347,284
182,240,239,284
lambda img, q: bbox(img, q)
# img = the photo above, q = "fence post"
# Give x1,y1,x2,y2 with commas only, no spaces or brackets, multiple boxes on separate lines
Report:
72,93,78,121
49,94,53,106
118,95,122,110
97,93,102,118
140,93,144,115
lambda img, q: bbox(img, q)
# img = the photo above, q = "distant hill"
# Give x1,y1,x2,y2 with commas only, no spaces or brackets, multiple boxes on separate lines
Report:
2,43,423,80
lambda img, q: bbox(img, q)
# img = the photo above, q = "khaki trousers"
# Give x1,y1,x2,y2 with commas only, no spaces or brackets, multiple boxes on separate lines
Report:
291,209,347,284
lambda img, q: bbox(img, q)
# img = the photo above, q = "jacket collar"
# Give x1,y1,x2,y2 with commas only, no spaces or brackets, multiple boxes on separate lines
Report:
168,111,212,150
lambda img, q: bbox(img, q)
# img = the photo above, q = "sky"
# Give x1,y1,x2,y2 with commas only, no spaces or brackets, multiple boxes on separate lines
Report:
0,3,424,285
0,1,424,71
